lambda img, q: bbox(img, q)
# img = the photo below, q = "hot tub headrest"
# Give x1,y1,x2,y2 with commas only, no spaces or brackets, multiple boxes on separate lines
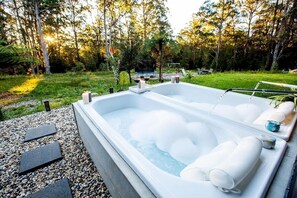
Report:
181,136,262,193
180,141,237,181
209,136,262,192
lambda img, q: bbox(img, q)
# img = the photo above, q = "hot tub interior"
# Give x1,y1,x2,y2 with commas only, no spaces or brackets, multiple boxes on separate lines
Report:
150,82,297,141
93,94,243,173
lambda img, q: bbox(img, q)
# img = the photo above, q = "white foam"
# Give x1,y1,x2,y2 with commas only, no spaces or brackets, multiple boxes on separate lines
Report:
236,103,262,123
187,122,218,154
213,104,241,122
169,138,201,164
129,110,218,164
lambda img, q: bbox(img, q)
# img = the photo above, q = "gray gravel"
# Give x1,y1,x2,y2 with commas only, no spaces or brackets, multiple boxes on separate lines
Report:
0,105,111,197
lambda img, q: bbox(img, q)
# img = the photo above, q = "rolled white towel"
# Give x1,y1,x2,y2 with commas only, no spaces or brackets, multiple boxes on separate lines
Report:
209,136,262,191
276,101,294,116
180,141,237,181
253,108,285,125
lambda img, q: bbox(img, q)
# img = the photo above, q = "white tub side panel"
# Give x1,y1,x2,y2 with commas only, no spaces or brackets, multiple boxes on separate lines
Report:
73,103,155,198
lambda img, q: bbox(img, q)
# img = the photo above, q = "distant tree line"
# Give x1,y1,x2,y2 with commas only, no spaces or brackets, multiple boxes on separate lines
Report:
179,0,297,71
0,0,296,78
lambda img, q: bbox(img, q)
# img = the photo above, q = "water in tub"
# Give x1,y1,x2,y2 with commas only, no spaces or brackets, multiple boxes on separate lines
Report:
102,109,221,176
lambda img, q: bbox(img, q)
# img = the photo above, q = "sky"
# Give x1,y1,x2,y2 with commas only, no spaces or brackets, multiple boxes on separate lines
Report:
166,0,205,35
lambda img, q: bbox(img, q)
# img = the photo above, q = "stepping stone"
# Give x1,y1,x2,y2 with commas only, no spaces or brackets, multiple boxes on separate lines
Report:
26,178,72,198
24,124,57,142
19,142,62,175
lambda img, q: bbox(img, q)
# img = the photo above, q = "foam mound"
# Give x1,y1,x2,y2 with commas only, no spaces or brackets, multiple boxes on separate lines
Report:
129,110,218,164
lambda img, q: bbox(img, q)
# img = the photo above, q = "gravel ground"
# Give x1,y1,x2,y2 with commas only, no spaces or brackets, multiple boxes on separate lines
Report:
0,105,111,197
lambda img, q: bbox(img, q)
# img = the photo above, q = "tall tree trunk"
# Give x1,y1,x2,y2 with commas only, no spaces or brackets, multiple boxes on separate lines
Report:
244,12,253,57
215,26,222,71
13,0,36,74
103,0,110,58
71,5,80,62
29,11,40,74
55,13,61,56
73,27,80,61
158,39,163,82
35,1,50,74
271,0,289,71
265,0,279,70
0,3,7,41
142,4,147,40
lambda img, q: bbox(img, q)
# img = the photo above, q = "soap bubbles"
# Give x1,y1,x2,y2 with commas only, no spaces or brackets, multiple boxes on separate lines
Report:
192,102,263,124
235,104,262,123
129,110,218,164
213,104,242,122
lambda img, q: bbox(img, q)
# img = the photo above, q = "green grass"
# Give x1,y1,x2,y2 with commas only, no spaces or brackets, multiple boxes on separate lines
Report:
0,75,28,92
183,71,297,97
1,71,297,121
183,71,297,89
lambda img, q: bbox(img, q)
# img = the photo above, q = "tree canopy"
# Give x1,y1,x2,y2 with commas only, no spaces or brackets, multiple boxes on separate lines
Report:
0,0,296,75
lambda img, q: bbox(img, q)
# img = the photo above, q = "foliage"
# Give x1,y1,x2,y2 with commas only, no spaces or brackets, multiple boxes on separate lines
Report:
0,40,35,74
72,62,86,72
269,94,297,109
186,71,193,79
118,71,130,85
49,55,69,73
1,0,296,75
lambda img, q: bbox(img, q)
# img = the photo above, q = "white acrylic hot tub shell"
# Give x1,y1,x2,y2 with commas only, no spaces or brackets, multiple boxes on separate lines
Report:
74,91,287,198
150,82,297,141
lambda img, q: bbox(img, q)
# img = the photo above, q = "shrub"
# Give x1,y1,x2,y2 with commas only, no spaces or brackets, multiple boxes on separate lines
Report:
72,62,86,72
50,56,68,73
186,71,193,79
118,71,130,85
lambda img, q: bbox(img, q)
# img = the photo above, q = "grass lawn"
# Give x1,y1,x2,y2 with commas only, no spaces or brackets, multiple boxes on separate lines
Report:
0,71,296,121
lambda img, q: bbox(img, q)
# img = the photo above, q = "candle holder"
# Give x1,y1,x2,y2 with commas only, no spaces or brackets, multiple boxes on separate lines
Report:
44,101,51,111
109,87,114,94
265,120,281,132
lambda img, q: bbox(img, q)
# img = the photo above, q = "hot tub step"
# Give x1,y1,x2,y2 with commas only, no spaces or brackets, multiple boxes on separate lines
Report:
19,142,63,175
25,178,72,198
24,123,57,142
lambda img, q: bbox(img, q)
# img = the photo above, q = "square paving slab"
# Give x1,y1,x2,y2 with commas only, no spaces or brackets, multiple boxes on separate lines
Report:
19,142,62,175
24,124,57,142
25,178,72,198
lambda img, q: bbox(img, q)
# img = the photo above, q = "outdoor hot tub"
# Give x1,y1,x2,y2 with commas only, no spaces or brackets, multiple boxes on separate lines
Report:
150,82,297,141
73,90,287,198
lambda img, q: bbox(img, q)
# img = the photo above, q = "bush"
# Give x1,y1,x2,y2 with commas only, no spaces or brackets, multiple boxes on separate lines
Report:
85,60,97,71
14,65,26,74
99,62,109,71
50,56,68,73
72,62,86,72
186,71,193,79
118,71,130,85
